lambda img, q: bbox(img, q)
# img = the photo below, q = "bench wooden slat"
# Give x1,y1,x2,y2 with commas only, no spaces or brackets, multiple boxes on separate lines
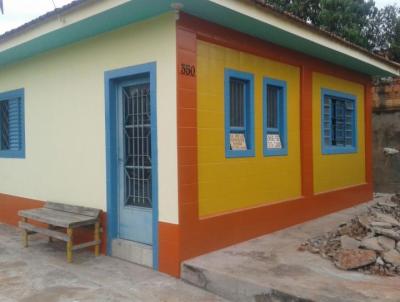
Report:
45,202,101,218
18,208,98,228
72,240,101,251
19,221,69,242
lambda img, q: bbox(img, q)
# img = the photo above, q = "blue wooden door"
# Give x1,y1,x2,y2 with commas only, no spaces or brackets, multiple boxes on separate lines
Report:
117,78,153,245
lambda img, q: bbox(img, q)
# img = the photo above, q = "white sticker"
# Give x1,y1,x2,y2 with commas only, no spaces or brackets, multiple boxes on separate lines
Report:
230,133,247,150
267,134,282,149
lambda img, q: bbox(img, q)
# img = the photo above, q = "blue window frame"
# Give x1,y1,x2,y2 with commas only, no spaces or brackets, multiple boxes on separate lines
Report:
263,78,287,156
321,89,357,154
0,89,25,158
224,69,254,158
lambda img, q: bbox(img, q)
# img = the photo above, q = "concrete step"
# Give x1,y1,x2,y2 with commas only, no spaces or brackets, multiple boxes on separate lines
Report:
182,260,312,302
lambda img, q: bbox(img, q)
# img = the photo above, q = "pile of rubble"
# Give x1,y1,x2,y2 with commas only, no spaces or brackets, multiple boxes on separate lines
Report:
299,194,400,276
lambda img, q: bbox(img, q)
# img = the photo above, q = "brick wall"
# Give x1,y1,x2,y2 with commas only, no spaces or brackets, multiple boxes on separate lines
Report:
373,78,400,111
372,77,400,193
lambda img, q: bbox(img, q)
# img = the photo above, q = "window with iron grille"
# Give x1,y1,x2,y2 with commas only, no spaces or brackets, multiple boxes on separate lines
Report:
263,78,287,156
322,89,357,154
224,69,254,158
0,89,25,158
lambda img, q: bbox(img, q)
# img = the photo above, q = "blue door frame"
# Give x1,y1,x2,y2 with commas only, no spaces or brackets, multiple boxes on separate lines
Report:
104,62,158,270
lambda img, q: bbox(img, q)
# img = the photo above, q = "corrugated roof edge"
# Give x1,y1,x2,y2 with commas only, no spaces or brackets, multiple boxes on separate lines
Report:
0,0,398,71
250,0,400,70
0,0,90,42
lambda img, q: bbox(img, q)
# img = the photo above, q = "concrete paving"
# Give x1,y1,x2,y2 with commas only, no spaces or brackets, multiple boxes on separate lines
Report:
0,223,227,302
182,195,400,302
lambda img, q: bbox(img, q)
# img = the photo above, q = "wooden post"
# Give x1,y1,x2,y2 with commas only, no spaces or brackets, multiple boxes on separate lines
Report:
94,222,100,257
67,228,73,263
22,217,28,248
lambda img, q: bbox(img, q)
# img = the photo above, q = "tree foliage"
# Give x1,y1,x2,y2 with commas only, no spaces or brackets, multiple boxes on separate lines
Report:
263,0,400,62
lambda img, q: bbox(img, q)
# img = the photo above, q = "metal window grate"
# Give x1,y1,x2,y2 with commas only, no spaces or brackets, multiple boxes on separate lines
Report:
0,100,9,151
123,83,152,208
266,85,280,131
229,78,246,129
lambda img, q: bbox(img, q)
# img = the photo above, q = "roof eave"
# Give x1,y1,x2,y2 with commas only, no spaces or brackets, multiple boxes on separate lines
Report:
0,0,398,77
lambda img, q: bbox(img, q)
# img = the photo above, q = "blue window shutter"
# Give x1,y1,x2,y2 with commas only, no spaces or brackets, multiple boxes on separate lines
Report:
8,98,21,151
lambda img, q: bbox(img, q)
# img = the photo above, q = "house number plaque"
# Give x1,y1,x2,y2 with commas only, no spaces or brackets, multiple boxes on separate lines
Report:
180,64,196,77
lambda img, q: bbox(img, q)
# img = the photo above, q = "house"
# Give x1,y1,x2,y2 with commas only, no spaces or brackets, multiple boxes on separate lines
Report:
0,0,399,278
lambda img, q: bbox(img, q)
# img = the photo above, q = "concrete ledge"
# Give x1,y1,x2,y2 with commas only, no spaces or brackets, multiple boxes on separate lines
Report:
182,195,400,302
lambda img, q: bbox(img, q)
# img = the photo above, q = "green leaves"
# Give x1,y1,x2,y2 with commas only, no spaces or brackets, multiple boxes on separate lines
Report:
264,0,400,63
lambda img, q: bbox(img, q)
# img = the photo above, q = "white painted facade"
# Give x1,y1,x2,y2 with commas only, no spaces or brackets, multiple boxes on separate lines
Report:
0,13,179,224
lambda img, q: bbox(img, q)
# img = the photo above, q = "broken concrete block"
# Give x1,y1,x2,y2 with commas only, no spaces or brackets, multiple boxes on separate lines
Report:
340,235,360,250
374,213,400,227
335,249,376,270
360,237,384,252
378,236,396,251
383,250,400,266
373,228,400,241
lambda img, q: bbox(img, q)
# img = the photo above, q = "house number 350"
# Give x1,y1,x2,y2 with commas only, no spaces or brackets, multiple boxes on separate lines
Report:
180,64,196,77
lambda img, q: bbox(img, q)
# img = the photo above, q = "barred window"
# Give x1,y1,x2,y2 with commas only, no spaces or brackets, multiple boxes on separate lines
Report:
0,89,25,158
322,89,356,154
225,69,254,158
264,78,287,156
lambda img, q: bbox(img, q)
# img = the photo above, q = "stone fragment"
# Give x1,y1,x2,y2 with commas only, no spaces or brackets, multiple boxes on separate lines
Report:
374,213,400,227
373,228,400,241
370,221,393,229
376,257,384,265
383,250,400,266
377,236,396,251
396,242,400,252
358,215,372,229
340,235,360,249
378,201,397,208
360,237,384,252
335,249,377,270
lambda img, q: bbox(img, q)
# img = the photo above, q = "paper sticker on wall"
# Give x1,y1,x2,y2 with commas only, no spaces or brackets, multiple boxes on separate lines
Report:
230,133,247,150
267,134,282,149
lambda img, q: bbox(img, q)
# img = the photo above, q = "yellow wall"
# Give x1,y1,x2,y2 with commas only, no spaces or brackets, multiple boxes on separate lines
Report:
0,13,179,224
312,73,366,193
197,40,302,217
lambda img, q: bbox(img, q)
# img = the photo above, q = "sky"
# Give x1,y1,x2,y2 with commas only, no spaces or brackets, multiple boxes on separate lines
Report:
0,0,74,34
0,0,398,35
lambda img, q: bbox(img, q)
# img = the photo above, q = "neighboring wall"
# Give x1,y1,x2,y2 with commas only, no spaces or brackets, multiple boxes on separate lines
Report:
0,13,178,224
372,78,400,193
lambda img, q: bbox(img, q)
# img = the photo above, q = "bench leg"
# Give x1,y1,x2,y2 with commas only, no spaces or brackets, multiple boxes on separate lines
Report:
67,228,73,263
21,218,28,248
94,222,100,257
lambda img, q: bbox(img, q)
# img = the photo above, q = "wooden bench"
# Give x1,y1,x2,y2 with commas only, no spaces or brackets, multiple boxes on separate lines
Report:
18,202,101,263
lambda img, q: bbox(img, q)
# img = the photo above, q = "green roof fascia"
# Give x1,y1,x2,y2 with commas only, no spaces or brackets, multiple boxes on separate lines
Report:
0,0,396,77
